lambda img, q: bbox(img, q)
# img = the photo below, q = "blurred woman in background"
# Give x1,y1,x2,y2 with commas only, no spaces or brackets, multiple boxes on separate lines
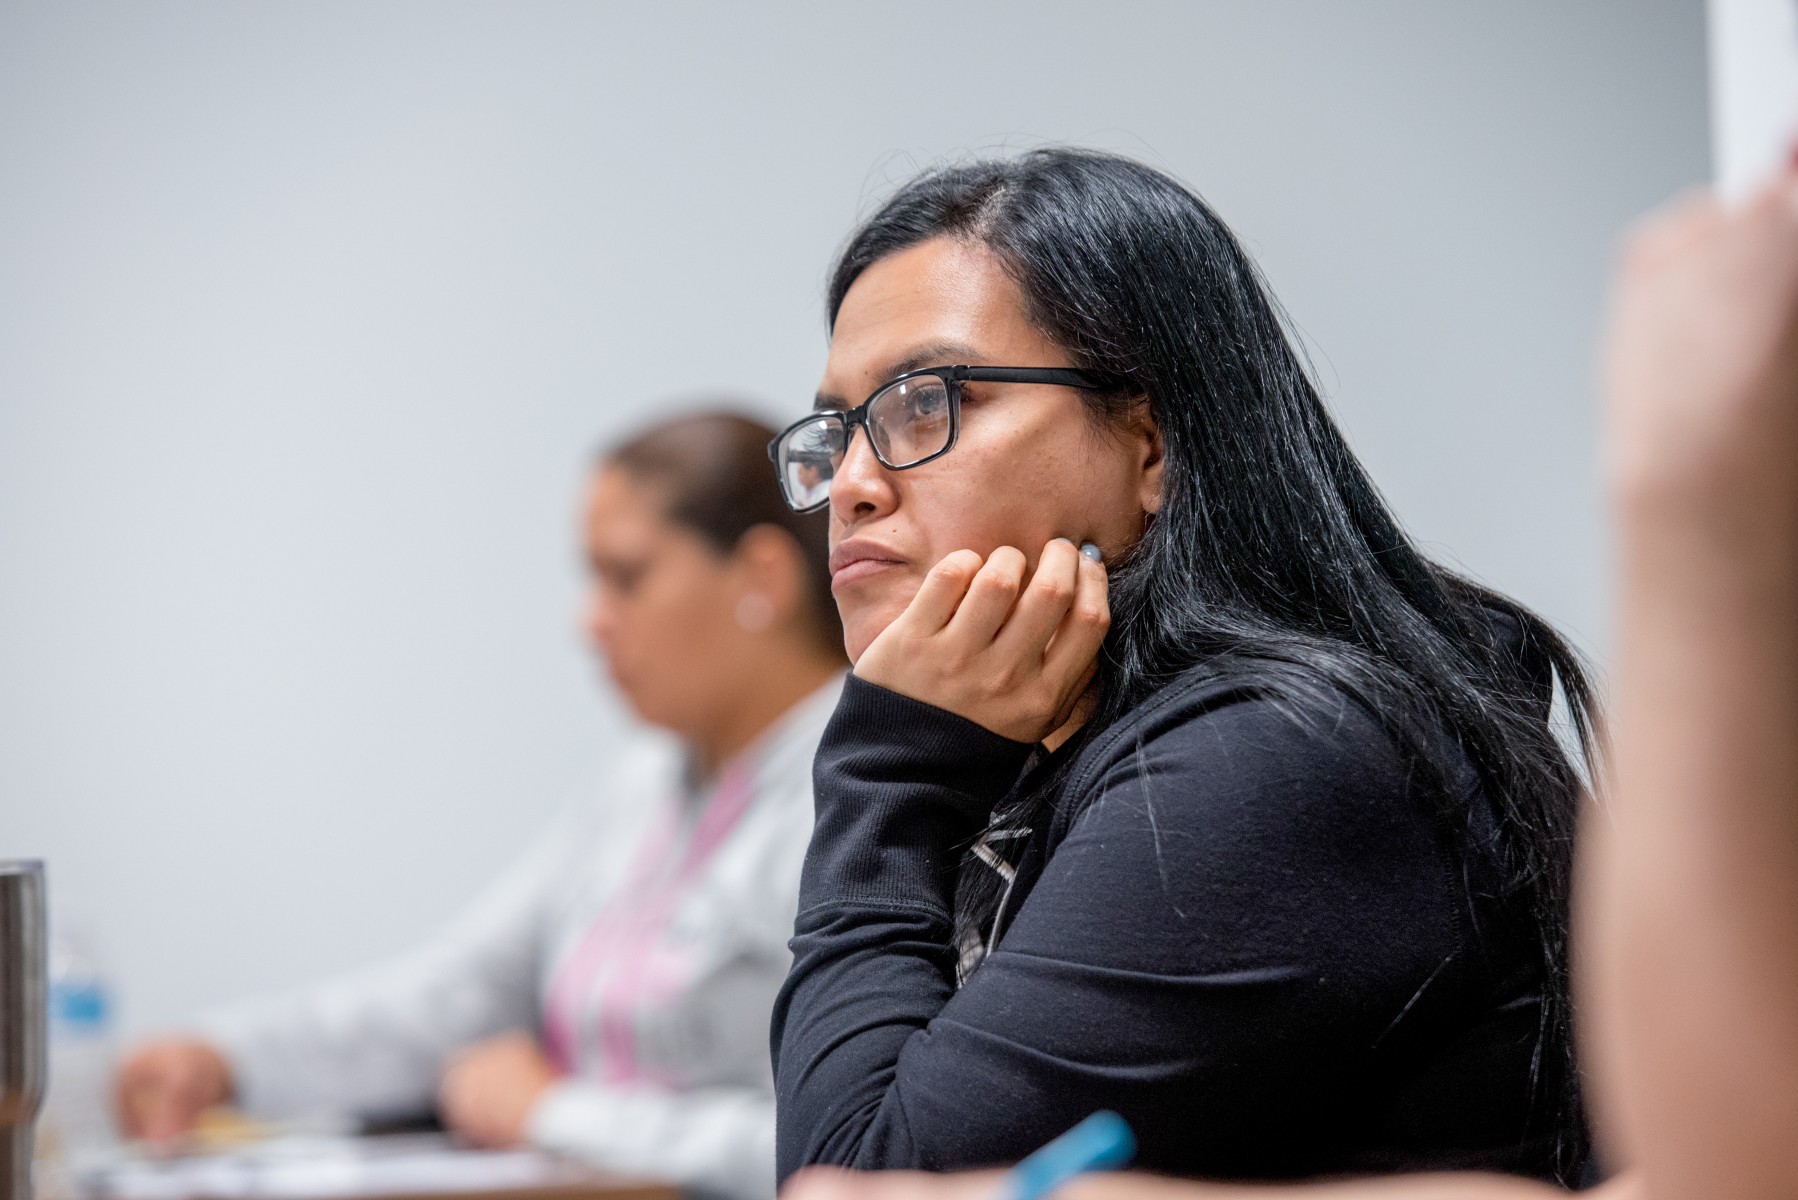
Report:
115,411,846,1200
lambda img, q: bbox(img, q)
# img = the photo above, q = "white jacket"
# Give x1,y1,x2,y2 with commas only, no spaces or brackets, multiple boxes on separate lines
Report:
202,676,842,1200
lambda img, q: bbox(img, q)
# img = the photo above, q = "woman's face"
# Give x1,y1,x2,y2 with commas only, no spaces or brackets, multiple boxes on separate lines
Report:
580,466,750,734
819,236,1162,662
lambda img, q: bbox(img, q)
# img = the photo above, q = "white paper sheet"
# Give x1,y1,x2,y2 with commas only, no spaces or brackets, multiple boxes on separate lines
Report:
85,1134,592,1200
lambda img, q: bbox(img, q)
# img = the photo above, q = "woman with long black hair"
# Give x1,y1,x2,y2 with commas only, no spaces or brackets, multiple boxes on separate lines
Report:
767,149,1597,1188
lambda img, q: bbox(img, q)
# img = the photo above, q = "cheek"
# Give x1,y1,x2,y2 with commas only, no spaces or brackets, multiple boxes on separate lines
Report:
905,435,1095,559
651,575,737,658
610,579,734,724
613,574,728,673
966,418,1145,550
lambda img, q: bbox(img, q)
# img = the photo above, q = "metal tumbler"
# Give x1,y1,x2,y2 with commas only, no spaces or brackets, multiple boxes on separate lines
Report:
0,861,46,1200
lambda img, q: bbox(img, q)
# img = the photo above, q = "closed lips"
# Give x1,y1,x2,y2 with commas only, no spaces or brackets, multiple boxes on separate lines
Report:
830,541,905,588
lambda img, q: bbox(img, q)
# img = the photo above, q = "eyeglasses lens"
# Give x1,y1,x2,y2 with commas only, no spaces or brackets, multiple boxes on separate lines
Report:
778,416,844,510
868,376,952,468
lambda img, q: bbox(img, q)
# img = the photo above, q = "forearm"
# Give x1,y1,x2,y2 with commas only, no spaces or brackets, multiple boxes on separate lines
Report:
1063,1174,1584,1200
201,876,550,1118
773,678,1031,1179
203,953,537,1120
784,1167,1604,1200
1587,488,1798,1196
774,904,963,1176
202,989,445,1120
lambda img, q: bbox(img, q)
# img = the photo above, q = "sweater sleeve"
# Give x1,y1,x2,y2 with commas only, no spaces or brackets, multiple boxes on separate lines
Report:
200,810,576,1121
772,675,1473,1181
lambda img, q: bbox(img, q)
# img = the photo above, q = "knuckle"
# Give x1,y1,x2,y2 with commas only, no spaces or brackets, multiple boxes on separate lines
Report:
932,552,976,580
974,568,1020,596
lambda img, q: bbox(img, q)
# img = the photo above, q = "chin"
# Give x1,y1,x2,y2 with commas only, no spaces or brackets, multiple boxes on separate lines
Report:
608,671,664,727
617,689,663,727
843,605,905,665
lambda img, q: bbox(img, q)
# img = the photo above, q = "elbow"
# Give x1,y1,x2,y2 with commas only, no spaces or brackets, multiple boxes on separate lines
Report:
776,1094,907,1184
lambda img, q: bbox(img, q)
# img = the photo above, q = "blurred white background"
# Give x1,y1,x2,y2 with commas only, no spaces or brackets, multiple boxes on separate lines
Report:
0,1,1708,1035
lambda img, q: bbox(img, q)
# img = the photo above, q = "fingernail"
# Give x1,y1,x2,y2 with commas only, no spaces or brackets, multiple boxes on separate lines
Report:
1080,542,1103,562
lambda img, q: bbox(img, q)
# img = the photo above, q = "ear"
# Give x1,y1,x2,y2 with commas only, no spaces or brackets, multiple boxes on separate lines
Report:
1129,400,1166,516
729,525,806,626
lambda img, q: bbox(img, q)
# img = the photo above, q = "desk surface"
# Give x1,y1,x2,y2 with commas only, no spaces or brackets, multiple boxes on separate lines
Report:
73,1133,678,1200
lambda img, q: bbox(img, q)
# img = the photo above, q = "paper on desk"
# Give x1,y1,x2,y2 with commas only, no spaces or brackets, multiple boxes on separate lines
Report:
1711,0,1798,202
89,1134,588,1200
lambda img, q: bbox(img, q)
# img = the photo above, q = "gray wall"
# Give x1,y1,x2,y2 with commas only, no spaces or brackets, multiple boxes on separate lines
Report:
0,1,1708,1034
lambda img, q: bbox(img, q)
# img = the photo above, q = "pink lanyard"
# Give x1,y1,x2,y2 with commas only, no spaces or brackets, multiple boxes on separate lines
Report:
541,762,755,1079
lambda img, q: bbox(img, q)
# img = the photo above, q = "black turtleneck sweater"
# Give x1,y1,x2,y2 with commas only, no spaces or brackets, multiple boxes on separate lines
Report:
771,665,1573,1185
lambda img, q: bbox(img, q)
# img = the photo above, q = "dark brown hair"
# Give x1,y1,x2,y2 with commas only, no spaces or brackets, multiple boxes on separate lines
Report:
603,410,844,659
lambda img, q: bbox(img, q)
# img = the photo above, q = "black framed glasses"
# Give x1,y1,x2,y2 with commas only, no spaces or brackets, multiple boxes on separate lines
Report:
766,365,1108,513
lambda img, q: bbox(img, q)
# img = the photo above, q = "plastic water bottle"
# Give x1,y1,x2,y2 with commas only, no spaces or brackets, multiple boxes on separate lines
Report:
36,921,118,1180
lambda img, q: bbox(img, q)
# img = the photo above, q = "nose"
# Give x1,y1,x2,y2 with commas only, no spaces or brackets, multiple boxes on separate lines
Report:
828,423,900,525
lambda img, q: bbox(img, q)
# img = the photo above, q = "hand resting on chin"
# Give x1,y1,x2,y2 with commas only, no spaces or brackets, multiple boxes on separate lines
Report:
849,537,1109,746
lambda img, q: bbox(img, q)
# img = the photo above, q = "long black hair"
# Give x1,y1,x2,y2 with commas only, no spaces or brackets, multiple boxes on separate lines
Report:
827,148,1598,1180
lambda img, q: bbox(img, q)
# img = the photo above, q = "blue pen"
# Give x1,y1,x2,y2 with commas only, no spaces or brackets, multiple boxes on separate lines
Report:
1000,1111,1137,1200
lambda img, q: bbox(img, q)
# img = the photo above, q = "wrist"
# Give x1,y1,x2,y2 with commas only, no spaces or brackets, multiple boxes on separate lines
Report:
828,676,1036,797
520,1079,566,1147
804,677,1038,909
513,1075,557,1142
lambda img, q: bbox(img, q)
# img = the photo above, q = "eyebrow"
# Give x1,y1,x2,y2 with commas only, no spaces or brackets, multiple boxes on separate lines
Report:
813,340,987,411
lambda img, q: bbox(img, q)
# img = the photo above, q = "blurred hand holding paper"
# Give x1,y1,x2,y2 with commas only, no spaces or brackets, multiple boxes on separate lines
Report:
1712,0,1798,201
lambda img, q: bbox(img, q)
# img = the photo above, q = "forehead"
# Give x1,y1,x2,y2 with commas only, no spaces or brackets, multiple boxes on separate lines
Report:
821,238,1065,400
584,467,668,541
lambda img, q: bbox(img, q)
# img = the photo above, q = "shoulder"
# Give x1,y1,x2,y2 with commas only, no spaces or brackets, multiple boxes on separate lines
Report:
1013,667,1475,976
525,735,685,878
740,673,847,840
721,676,850,900
1042,665,1472,922
1062,665,1433,818
756,673,847,797
576,729,686,818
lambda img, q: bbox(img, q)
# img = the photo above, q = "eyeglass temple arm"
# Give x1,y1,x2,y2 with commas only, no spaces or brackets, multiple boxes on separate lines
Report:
957,366,1109,388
